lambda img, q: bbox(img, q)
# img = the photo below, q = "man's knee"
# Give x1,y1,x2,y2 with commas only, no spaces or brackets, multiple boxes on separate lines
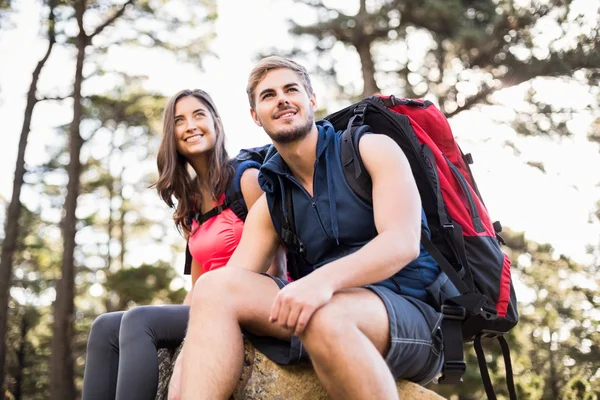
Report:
190,267,241,307
300,299,350,348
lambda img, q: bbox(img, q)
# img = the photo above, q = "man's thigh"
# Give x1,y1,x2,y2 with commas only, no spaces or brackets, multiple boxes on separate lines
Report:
194,267,292,342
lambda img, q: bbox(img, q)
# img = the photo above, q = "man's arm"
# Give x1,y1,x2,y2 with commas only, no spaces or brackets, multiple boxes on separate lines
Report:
226,194,281,273
310,133,421,290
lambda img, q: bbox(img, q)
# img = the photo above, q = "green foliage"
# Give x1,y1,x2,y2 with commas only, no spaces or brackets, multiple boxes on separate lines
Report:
283,0,599,137
105,262,186,310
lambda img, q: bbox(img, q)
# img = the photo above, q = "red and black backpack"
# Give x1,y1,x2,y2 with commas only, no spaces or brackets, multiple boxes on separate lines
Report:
325,95,519,400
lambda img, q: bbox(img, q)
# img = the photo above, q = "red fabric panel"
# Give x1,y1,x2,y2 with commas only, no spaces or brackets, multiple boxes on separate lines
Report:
380,96,495,237
496,254,512,317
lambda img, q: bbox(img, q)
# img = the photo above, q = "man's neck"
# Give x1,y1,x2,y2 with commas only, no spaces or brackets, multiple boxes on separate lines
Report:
275,125,319,189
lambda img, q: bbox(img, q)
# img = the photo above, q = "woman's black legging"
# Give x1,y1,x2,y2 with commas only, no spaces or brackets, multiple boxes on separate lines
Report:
81,305,189,400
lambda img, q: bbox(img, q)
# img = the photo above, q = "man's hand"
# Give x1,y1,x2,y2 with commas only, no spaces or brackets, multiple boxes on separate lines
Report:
269,275,334,336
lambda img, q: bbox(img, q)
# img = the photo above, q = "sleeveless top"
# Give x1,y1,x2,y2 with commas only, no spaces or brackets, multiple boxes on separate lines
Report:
259,121,440,303
188,194,244,273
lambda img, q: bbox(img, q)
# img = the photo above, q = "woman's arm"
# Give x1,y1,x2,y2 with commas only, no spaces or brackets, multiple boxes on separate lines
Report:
182,259,204,306
239,168,287,279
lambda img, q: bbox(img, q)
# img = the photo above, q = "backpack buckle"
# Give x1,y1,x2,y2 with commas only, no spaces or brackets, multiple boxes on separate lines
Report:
353,103,367,116
442,304,466,320
438,361,467,384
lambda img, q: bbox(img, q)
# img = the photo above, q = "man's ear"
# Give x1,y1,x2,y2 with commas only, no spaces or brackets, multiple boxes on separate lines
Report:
250,108,262,127
309,92,317,112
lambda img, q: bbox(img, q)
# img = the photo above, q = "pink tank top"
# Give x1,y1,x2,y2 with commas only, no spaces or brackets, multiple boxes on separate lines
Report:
188,195,244,272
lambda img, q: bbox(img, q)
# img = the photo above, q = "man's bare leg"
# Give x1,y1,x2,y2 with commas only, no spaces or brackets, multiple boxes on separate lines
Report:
298,288,399,400
180,268,292,400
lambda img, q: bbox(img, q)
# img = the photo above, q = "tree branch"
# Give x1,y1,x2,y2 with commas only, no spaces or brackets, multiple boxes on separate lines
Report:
89,0,134,39
445,85,496,118
39,95,71,102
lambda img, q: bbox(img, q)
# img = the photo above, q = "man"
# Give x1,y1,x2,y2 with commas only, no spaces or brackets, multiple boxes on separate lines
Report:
180,56,443,400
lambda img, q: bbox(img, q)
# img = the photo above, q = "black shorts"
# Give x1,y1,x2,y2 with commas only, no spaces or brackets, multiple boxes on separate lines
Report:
244,275,444,384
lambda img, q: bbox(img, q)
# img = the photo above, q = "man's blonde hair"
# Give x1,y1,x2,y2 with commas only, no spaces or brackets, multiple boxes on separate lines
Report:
246,56,314,110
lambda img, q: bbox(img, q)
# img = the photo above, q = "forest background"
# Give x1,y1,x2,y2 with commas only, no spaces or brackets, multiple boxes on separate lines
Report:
0,0,599,399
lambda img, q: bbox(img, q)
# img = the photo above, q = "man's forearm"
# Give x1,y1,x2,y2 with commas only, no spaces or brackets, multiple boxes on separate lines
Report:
308,229,419,292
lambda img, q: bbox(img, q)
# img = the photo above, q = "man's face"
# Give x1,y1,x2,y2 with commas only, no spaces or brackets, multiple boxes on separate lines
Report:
250,68,317,144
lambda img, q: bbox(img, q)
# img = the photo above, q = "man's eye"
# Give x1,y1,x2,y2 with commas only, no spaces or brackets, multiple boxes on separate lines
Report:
288,87,298,92
263,93,273,99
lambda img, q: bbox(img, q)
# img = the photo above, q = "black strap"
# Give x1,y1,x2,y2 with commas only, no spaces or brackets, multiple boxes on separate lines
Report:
422,145,476,290
498,336,518,400
445,222,476,291
421,232,469,294
184,243,192,275
276,184,306,280
226,192,248,221
437,305,466,384
422,144,451,227
282,185,305,253
474,334,497,400
192,202,227,225
340,124,372,204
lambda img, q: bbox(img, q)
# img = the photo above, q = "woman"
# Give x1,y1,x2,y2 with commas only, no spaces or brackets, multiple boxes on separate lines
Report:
81,89,283,400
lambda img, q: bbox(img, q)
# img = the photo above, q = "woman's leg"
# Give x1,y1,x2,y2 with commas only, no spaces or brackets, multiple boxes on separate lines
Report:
82,312,125,400
115,305,189,400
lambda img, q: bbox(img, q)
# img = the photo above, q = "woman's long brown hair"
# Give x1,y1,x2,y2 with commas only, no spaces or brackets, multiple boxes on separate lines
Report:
154,89,233,234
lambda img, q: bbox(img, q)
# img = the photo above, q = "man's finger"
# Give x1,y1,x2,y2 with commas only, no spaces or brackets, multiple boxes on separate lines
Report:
294,305,316,336
276,294,292,328
285,302,302,332
269,294,282,322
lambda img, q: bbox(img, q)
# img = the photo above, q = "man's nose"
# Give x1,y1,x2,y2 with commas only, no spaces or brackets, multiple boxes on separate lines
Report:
276,92,290,107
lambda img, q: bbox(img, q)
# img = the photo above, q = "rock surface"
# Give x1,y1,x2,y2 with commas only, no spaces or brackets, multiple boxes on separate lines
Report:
155,341,445,400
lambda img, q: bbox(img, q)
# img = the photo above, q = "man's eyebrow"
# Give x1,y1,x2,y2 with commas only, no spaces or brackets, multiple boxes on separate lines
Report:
258,88,275,99
174,108,206,119
258,83,300,99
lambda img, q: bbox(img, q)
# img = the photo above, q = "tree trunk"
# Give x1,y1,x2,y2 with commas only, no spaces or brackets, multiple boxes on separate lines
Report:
50,1,87,398
0,1,56,391
104,140,115,312
354,0,379,97
13,313,29,400
356,39,379,97
119,175,126,270
548,334,560,400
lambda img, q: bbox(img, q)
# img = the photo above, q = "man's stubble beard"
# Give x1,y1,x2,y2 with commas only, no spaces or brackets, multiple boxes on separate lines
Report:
264,112,315,144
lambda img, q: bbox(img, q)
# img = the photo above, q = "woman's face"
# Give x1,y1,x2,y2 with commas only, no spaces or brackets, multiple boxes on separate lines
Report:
174,96,218,160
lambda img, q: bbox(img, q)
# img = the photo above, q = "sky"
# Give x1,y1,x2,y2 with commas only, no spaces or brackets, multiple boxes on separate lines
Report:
0,0,599,281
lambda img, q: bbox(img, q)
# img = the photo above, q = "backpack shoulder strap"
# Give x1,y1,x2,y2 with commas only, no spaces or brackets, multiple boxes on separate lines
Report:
184,242,193,275
339,102,374,204
225,159,262,221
